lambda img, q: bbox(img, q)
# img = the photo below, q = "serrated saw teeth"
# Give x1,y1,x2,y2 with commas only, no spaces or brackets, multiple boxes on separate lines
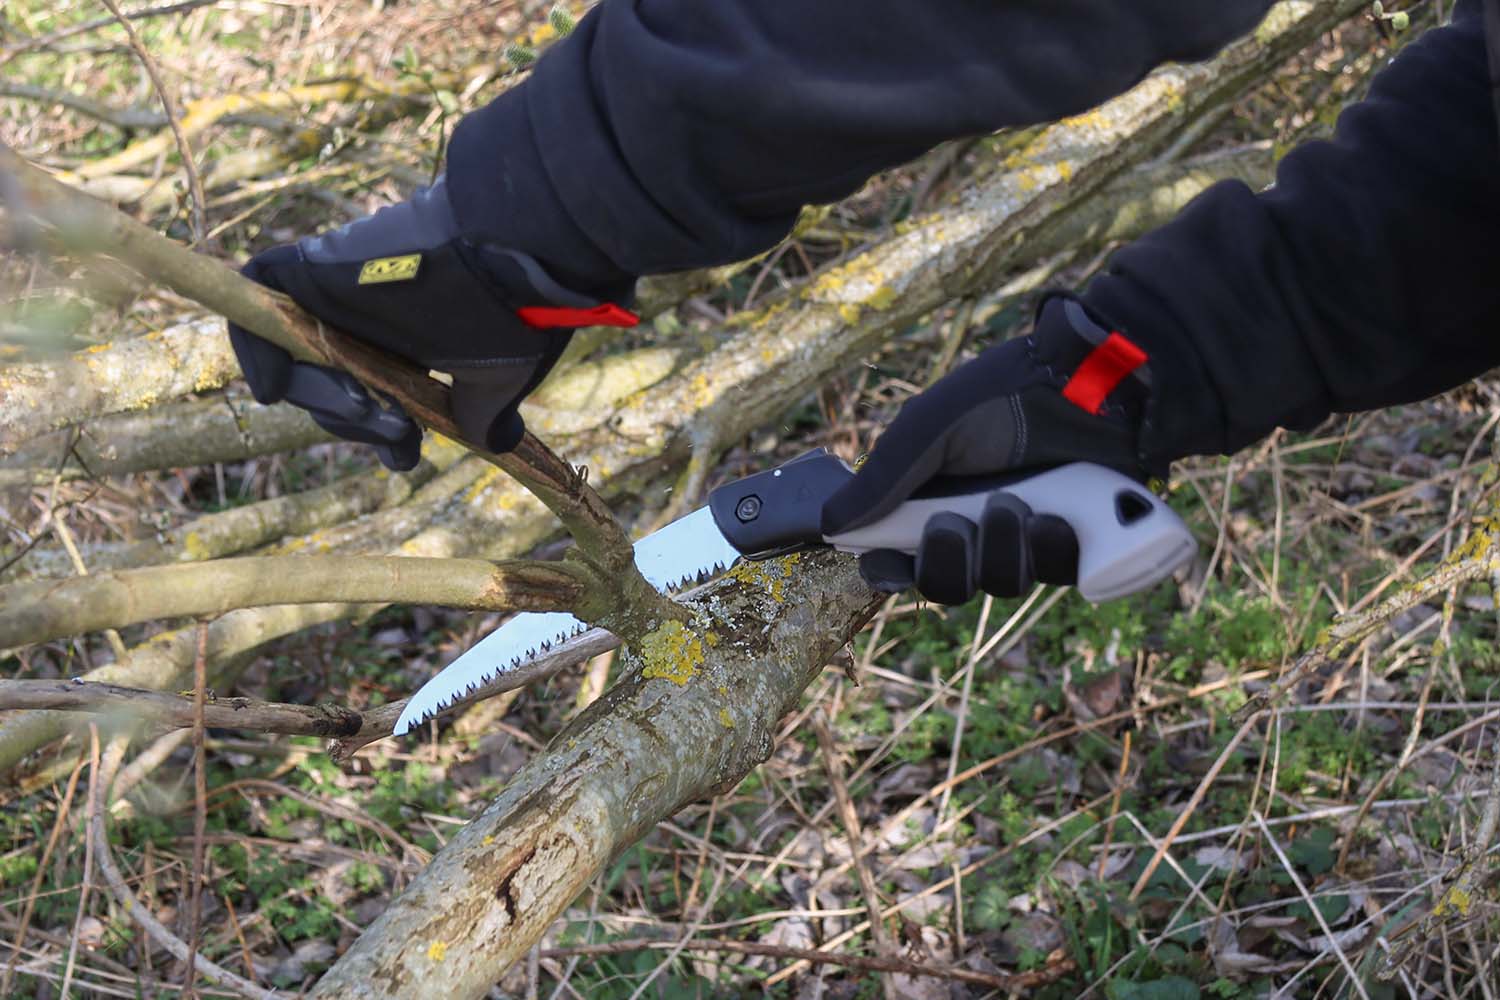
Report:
397,506,744,736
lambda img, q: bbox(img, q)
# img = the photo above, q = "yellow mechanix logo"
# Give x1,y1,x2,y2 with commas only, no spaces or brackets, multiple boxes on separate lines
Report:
357,254,421,285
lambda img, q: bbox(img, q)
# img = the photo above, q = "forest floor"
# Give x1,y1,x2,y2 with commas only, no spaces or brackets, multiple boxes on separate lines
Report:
2,1,1497,998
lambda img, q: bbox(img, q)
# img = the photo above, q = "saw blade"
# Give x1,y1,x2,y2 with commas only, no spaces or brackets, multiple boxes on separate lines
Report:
393,505,741,734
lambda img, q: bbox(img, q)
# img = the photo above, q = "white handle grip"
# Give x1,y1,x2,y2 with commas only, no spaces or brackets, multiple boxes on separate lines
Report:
825,463,1196,602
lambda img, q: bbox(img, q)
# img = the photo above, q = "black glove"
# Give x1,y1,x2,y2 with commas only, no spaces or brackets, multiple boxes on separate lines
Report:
821,296,1159,605
228,176,639,471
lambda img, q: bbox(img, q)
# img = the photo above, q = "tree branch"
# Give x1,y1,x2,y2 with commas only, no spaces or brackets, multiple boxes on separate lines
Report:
0,555,584,648
0,316,239,454
310,549,884,998
1,389,331,485
97,0,208,245
0,679,367,738
0,143,684,641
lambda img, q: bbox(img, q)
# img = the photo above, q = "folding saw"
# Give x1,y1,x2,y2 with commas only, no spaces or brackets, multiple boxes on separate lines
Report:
392,450,1196,734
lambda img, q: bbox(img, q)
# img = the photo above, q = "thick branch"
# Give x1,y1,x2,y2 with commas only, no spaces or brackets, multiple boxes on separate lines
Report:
0,555,584,648
1,390,330,484
310,550,882,998
0,680,365,738
0,316,239,454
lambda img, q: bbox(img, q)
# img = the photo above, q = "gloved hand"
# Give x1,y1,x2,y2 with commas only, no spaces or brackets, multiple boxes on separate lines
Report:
821,296,1159,605
228,176,639,471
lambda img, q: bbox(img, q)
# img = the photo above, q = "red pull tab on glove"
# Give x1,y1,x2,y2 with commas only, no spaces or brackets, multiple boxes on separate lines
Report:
1061,332,1147,414
516,303,640,330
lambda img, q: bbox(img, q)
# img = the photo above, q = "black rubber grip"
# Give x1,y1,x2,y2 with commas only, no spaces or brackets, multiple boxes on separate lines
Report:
708,449,853,559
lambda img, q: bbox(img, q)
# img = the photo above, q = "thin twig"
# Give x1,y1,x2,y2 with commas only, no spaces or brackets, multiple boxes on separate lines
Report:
1130,711,1265,900
86,721,287,1000
1253,811,1373,999
813,710,898,1000
0,0,218,63
60,726,104,1000
540,937,1069,991
96,0,208,247
1,753,85,996
186,622,208,995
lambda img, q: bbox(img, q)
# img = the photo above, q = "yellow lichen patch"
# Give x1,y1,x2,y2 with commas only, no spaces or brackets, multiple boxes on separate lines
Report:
837,303,861,325
482,835,495,845
1059,109,1107,130
690,372,715,408
867,285,898,311
718,708,735,729
639,620,705,686
427,941,448,962
729,553,799,603
1435,885,1473,918
462,466,505,504
180,531,211,562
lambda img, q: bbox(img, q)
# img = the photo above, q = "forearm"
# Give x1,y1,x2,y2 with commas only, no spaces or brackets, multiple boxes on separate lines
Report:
447,0,1274,282
1083,5,1500,465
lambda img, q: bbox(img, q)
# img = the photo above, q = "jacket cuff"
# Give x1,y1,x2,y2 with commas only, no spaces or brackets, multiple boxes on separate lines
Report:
445,75,631,291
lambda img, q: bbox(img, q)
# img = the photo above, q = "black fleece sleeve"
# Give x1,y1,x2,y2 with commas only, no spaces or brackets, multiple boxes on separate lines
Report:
1083,5,1500,467
445,0,1273,284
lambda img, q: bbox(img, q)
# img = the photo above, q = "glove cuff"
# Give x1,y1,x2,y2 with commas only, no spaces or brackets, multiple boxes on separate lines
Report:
1030,293,1165,480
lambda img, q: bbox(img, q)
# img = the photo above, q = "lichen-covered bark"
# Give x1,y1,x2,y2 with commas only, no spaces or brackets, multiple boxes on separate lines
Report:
310,551,879,1000
1,390,329,484
0,317,238,455
1027,144,1276,260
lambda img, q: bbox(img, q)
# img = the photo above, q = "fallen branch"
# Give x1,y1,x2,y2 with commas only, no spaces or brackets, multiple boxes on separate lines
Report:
0,81,166,130
4,460,440,581
1,390,330,484
0,679,366,738
0,316,239,454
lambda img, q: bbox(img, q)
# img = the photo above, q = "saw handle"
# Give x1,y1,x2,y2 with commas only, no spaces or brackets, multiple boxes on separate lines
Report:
707,448,1196,602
